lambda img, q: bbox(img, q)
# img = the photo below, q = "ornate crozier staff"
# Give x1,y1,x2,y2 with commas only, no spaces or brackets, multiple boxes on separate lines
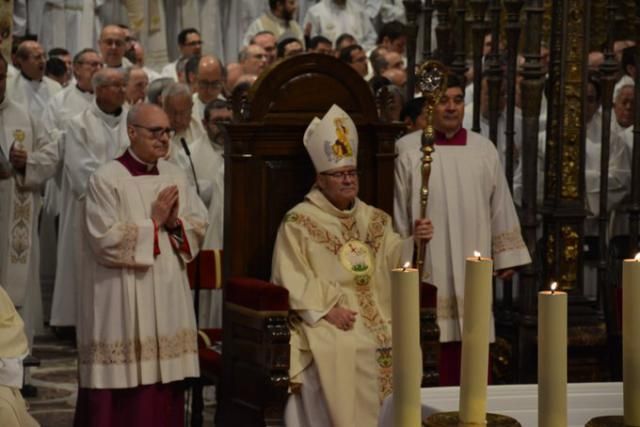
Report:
415,61,448,279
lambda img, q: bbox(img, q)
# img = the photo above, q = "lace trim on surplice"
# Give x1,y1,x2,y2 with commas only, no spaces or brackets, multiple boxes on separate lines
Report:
78,328,198,365
492,227,526,254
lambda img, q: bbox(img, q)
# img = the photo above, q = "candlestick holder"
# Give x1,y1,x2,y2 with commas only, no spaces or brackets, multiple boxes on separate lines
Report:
423,411,521,426
585,416,625,426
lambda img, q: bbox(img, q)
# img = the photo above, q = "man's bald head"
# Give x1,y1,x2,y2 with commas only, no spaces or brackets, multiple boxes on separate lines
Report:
127,103,172,163
195,55,224,104
16,41,46,81
99,25,127,67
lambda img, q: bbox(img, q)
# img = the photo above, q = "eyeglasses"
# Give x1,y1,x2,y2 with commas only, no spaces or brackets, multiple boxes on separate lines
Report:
184,40,203,47
131,124,176,138
198,79,223,90
321,170,359,179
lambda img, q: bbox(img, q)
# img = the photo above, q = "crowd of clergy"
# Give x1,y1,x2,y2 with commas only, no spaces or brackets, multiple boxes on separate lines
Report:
0,0,637,426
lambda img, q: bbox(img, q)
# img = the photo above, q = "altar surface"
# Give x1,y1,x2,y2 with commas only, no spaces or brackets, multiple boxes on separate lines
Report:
378,382,623,427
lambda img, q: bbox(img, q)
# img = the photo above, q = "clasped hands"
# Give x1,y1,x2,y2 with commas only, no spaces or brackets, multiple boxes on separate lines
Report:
151,185,180,229
324,306,357,331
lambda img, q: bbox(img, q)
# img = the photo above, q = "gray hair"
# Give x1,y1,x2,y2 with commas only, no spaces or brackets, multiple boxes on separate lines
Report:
73,48,99,65
91,68,125,91
127,102,162,126
161,82,192,105
237,46,250,63
146,77,174,105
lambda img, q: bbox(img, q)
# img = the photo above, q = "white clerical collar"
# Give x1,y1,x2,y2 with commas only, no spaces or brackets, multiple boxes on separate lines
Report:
127,148,157,171
91,99,123,128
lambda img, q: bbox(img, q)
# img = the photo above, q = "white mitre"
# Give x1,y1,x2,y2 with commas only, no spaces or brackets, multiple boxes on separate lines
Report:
303,104,358,172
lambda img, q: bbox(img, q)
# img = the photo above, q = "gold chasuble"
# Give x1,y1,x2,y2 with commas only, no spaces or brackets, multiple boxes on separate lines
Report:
272,188,413,427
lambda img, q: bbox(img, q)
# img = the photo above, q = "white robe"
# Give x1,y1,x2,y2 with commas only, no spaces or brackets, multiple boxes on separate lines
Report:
223,0,267,66
78,158,206,388
303,0,378,50
41,84,94,217
168,125,223,329
243,11,306,47
50,101,129,327
160,60,179,81
393,129,531,342
7,74,61,122
37,0,101,54
0,97,57,345
123,0,169,69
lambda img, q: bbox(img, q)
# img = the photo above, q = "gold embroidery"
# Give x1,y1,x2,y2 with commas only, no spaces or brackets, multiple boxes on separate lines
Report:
118,223,138,265
285,212,343,255
9,186,32,264
78,328,198,365
352,274,393,402
365,209,388,255
437,296,460,320
376,347,393,400
492,227,526,254
286,209,393,400
340,216,359,241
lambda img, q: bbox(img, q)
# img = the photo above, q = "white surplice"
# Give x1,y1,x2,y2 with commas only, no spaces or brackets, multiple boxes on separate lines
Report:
78,158,207,388
394,129,531,342
0,97,58,346
303,0,378,50
7,74,61,122
50,101,129,327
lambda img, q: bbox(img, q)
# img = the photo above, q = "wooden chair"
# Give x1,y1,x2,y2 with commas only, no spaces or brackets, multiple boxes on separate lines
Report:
215,53,439,425
187,250,290,427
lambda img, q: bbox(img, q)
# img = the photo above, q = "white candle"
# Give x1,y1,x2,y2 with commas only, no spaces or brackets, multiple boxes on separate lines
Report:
391,263,421,427
624,254,640,426
538,281,567,427
459,252,493,424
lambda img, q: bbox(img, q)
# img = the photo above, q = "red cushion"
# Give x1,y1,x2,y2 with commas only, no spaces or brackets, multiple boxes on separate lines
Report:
226,277,289,311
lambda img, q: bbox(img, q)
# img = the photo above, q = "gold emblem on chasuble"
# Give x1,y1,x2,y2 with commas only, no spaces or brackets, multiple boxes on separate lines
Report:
338,240,372,276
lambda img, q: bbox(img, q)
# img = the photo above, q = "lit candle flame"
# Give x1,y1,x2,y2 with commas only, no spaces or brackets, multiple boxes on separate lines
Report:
473,251,481,260
635,253,640,262
550,281,558,293
402,261,411,272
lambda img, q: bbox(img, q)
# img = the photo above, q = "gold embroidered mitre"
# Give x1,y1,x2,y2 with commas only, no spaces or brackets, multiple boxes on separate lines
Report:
303,104,358,172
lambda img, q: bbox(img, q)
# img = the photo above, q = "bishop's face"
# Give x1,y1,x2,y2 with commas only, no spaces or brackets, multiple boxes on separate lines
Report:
434,86,465,136
316,165,359,210
128,107,173,163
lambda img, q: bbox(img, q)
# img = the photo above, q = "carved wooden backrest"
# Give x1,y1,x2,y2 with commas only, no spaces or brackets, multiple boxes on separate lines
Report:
223,53,404,281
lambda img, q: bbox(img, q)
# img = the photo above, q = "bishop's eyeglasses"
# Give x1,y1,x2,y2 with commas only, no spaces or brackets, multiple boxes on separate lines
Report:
131,124,176,139
321,169,359,179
